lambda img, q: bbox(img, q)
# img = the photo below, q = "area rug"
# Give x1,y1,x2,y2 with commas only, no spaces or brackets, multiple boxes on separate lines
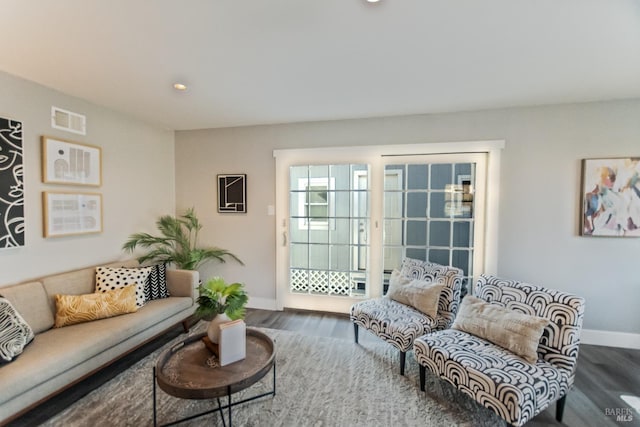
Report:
40,323,504,427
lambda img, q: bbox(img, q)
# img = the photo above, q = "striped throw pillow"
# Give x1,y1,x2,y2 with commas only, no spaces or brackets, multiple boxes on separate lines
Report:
0,296,35,363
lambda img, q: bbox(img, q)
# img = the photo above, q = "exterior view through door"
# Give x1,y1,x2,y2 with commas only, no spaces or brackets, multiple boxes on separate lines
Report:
275,143,500,313
288,164,371,299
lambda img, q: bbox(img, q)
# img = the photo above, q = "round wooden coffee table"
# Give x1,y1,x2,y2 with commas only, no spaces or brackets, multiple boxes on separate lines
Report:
153,328,275,427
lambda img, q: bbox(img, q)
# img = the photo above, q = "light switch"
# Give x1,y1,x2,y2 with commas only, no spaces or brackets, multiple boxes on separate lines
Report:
267,205,275,216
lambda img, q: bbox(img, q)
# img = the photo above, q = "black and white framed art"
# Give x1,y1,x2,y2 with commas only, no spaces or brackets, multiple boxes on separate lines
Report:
0,117,24,248
218,174,247,213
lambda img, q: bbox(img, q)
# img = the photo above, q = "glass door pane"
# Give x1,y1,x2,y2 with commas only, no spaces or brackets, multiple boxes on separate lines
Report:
383,159,477,294
289,164,370,297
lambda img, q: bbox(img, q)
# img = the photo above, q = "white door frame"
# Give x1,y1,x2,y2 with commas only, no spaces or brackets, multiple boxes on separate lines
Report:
273,140,504,313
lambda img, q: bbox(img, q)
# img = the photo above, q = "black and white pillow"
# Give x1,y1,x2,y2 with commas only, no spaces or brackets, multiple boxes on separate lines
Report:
0,296,35,363
143,264,170,302
95,267,152,307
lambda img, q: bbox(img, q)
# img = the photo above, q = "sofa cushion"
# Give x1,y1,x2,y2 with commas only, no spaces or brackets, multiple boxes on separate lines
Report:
54,285,138,328
452,295,549,363
0,297,34,362
95,267,152,307
41,267,98,314
166,269,199,300
0,281,54,334
0,296,193,404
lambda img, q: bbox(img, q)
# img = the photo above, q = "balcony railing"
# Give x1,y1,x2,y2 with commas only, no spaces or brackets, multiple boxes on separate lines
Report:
290,268,366,297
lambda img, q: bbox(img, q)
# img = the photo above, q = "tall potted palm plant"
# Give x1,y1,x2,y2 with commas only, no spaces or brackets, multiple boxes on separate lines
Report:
122,207,243,270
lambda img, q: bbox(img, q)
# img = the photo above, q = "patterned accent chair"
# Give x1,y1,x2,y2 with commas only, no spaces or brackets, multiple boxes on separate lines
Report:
350,258,463,375
413,274,585,427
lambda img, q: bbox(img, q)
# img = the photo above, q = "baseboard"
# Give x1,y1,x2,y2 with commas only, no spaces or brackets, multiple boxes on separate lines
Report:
581,329,640,349
247,297,278,311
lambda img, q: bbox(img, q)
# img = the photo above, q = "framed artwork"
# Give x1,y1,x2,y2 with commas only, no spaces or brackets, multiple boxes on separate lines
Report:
42,136,102,186
218,174,247,213
42,191,103,237
581,157,640,237
0,117,24,248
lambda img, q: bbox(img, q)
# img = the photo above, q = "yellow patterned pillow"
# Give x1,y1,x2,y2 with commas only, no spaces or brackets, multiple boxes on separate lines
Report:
54,285,138,328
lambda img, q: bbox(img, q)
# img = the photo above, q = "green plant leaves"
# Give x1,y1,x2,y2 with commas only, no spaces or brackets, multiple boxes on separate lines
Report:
121,208,243,270
194,277,248,320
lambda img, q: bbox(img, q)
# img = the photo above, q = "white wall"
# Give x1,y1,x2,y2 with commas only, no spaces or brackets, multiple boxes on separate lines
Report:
5,66,635,345
0,71,175,285
175,99,640,344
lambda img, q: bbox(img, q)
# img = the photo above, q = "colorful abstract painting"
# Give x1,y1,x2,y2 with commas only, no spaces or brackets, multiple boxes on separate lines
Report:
581,157,640,237
0,117,24,248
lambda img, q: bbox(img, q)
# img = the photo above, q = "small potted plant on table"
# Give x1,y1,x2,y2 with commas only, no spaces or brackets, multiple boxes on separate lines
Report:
195,277,248,343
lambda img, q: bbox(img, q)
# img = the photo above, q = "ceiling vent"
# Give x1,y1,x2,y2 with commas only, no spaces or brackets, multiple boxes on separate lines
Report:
51,106,86,135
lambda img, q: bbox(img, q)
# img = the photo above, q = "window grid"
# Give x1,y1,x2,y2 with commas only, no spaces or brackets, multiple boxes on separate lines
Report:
383,163,475,294
289,164,370,297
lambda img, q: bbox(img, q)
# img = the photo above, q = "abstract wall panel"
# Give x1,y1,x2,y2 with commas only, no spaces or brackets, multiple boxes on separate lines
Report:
218,174,246,213
0,117,24,248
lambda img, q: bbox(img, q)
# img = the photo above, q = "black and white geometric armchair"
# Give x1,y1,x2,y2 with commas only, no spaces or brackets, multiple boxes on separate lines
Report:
350,258,463,375
414,274,586,427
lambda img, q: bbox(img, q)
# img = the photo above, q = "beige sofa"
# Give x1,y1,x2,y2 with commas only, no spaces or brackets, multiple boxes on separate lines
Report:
0,260,199,425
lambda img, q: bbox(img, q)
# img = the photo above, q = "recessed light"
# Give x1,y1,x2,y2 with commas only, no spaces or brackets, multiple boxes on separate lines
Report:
173,83,187,91
367,0,381,2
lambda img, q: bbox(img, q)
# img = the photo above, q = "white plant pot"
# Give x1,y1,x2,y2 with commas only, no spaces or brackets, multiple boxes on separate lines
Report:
207,313,231,344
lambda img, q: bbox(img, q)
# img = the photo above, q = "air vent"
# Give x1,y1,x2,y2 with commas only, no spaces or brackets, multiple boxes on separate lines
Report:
51,106,86,135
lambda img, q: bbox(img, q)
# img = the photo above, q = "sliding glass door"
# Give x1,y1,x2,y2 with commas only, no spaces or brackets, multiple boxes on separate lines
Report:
275,144,495,313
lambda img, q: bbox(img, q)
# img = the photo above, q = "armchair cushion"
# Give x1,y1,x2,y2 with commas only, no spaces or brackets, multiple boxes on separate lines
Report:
475,275,585,376
414,274,585,427
452,295,549,363
400,258,463,330
414,329,571,427
350,258,463,373
397,281,445,318
387,270,445,318
386,269,413,305
351,297,437,352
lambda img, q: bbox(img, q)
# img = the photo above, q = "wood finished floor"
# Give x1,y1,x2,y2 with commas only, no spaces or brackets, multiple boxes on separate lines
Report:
246,309,640,427
8,308,640,427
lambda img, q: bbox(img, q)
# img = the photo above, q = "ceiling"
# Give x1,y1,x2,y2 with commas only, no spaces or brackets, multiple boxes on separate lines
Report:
2,0,640,131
